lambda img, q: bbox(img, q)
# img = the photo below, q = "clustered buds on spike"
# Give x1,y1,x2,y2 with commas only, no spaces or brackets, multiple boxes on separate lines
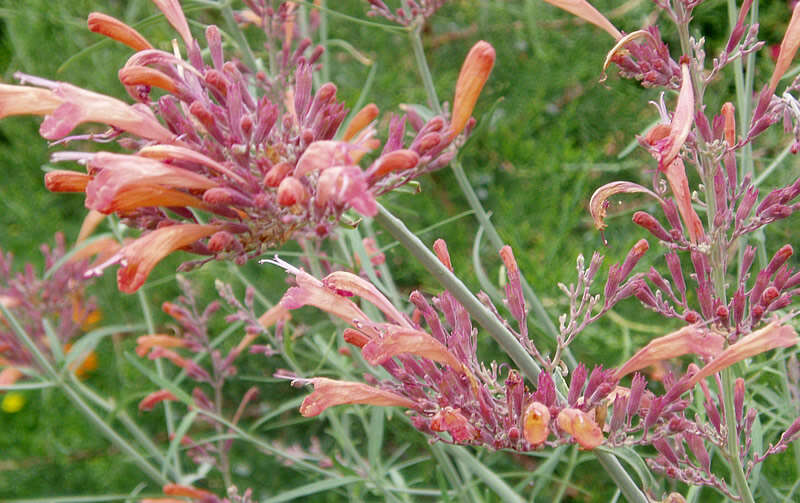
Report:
0,1,495,293
365,0,449,26
135,275,286,474
0,233,98,384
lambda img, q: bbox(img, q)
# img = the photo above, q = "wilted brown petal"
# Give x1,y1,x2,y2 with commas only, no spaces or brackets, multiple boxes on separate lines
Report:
589,181,661,231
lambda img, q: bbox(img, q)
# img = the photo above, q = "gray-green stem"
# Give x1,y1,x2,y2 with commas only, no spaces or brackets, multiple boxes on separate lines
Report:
373,204,648,503
677,9,754,501
406,27,575,368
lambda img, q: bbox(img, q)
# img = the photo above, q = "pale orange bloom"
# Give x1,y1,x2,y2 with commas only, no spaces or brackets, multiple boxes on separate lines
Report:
299,377,418,417
40,83,178,144
44,170,91,193
151,0,193,46
87,12,153,51
93,223,222,293
361,326,464,371
614,326,725,380
135,334,188,357
768,2,800,96
162,483,215,500
0,367,23,387
0,84,62,119
139,389,179,411
543,0,622,40
118,66,179,94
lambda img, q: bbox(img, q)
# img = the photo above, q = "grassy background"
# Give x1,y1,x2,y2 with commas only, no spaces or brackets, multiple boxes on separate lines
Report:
1,0,799,501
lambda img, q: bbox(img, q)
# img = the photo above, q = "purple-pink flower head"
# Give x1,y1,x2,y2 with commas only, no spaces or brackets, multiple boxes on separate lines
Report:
2,2,493,293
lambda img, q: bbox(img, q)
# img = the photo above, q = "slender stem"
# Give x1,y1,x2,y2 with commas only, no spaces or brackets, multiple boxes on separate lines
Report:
406,27,575,368
722,367,755,503
446,445,525,503
374,204,541,380
374,204,649,503
60,379,170,485
320,0,330,84
408,23,442,115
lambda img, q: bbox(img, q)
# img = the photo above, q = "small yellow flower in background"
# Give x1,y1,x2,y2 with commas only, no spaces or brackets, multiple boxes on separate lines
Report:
1,392,25,413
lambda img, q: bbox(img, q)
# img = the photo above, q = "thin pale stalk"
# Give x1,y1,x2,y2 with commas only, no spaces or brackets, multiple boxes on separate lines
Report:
374,204,649,503
405,27,574,367
445,446,524,503
553,444,579,503
723,367,755,503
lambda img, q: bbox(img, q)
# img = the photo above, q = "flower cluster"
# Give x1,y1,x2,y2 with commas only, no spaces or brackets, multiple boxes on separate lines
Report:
0,0,494,293
0,233,97,386
135,276,285,475
365,0,449,26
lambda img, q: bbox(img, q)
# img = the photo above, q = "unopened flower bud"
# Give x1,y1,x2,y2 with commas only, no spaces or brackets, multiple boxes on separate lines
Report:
450,41,495,139
263,162,293,187
342,103,379,141
277,177,309,206
632,211,671,241
433,239,453,271
734,377,745,424
721,102,736,146
368,149,419,181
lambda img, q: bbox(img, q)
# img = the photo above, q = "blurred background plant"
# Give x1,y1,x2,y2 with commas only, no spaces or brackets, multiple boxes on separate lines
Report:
2,0,800,502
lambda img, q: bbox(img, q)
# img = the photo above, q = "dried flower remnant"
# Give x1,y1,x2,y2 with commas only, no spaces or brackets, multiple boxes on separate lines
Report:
365,0,449,26
2,2,493,292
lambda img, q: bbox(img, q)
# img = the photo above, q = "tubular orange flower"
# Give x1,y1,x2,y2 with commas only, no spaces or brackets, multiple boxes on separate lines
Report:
322,271,411,327
151,0,193,46
162,483,215,500
450,41,495,139
430,407,478,442
37,82,178,144
556,407,604,449
721,102,736,147
589,181,661,232
299,377,418,417
0,84,62,119
91,223,222,293
361,326,464,370
687,322,798,389
614,325,725,380
768,1,800,96
135,334,188,357
139,389,178,411
118,66,179,94
543,0,622,40
87,12,153,51
44,170,91,193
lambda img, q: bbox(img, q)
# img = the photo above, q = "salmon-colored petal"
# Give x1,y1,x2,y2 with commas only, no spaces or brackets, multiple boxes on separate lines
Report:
138,389,178,411
151,0,193,46
544,0,622,40
660,64,694,170
136,334,188,357
688,322,798,388
162,483,215,500
87,12,153,51
44,170,91,193
0,84,62,119
769,2,800,96
662,157,705,243
77,210,107,242
322,271,411,328
299,377,417,417
361,327,463,370
342,103,379,142
90,223,221,293
430,407,478,442
614,325,724,380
